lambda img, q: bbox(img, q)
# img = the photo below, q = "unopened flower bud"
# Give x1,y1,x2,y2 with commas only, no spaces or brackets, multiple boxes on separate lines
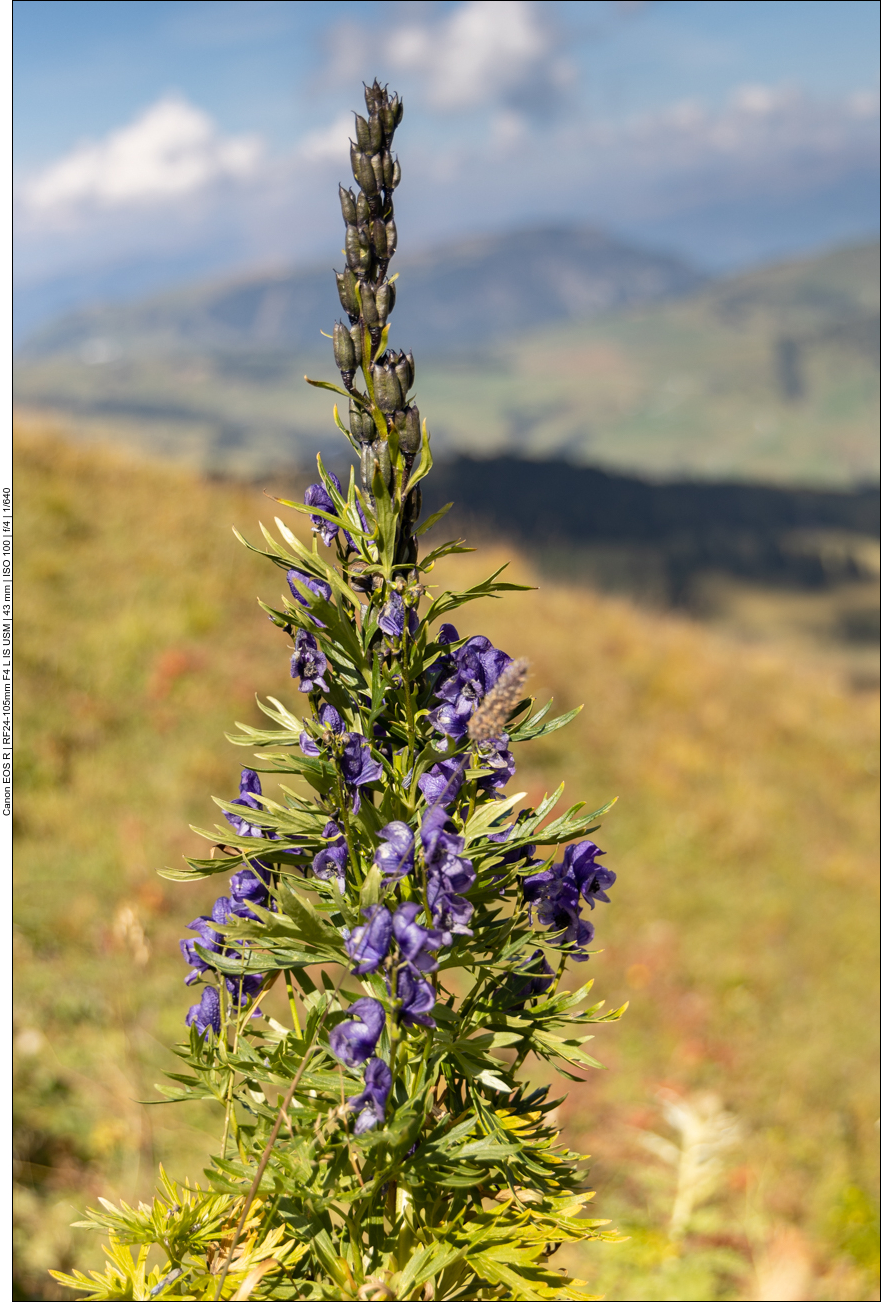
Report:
361,439,392,493
370,154,384,192
386,219,398,257
371,218,388,260
361,408,377,443
345,224,372,276
391,158,401,188
356,191,370,224
339,185,357,225
392,95,404,126
382,151,395,189
380,104,396,137
373,364,403,412
360,282,379,326
333,321,356,372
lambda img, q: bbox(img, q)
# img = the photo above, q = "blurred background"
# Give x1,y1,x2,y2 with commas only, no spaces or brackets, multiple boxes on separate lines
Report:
12,2,879,1298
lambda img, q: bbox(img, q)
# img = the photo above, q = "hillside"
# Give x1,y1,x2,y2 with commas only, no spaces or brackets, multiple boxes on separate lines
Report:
13,427,880,1300
13,240,879,487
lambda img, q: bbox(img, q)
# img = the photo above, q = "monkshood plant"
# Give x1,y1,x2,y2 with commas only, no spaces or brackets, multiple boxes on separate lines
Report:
53,81,624,1302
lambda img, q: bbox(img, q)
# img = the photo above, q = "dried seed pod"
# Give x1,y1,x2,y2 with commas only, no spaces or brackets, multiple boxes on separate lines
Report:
382,150,394,189
370,154,384,192
391,157,401,188
404,351,415,387
354,114,371,151
336,268,359,319
373,364,403,412
385,218,398,257
339,185,356,225
399,405,421,454
352,147,378,195
360,282,380,326
393,352,411,393
349,401,363,441
350,324,363,366
375,281,395,324
356,191,370,224
371,218,388,260
374,438,392,485
333,321,356,372
345,224,372,275
360,407,377,443
368,113,383,152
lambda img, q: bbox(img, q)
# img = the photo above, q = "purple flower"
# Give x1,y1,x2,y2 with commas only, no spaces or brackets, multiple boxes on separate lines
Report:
299,703,343,756
339,734,382,812
378,591,419,639
562,840,617,909
348,1057,392,1134
427,700,472,742
417,758,465,807
286,568,332,627
437,624,459,645
475,735,516,792
180,897,230,978
374,821,415,880
224,971,265,1007
329,997,385,1067
431,635,512,736
345,905,393,974
395,968,436,1029
304,473,347,547
510,949,555,1001
392,902,444,974
290,629,329,694
224,769,266,837
523,862,595,961
421,805,475,944
186,986,221,1036
312,821,348,890
229,867,271,920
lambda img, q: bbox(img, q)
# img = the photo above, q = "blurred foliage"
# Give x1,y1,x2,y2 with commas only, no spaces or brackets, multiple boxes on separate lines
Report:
12,240,879,487
13,427,879,1300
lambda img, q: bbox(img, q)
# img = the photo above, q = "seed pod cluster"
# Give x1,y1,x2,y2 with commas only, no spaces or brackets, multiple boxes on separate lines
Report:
331,82,421,552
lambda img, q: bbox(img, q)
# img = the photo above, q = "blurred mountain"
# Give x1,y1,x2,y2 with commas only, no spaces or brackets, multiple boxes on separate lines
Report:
17,225,704,360
13,238,878,487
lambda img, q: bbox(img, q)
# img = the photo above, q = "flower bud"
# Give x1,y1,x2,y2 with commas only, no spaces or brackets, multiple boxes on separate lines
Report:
360,282,380,326
391,158,402,188
361,439,391,492
370,154,384,193
375,438,392,485
371,218,388,260
392,95,404,126
336,268,359,319
380,104,396,137
333,321,356,372
361,408,377,443
345,224,372,276
382,151,395,189
375,281,395,324
350,324,363,365
356,191,370,224
393,352,411,394
372,364,403,412
354,113,371,152
339,185,357,225
399,405,421,454
386,219,398,257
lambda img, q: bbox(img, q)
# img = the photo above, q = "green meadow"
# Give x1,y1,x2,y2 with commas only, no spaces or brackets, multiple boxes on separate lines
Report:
13,427,879,1300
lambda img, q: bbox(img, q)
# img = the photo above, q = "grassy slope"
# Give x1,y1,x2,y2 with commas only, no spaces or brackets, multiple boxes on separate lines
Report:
13,241,880,487
13,428,879,1299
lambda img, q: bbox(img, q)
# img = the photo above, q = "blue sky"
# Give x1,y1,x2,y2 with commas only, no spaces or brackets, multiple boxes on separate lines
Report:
12,1,881,333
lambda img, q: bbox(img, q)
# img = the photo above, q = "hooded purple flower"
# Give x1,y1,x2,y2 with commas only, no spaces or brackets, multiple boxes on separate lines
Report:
509,949,555,1002
224,769,266,837
395,968,436,1029
424,623,460,692
392,902,444,974
374,821,415,880
286,568,332,627
299,703,343,756
304,472,347,547
339,734,382,812
348,1057,392,1134
475,735,516,792
229,866,271,920
329,997,385,1067
186,985,221,1036
523,862,595,960
180,896,231,979
378,591,419,639
421,805,475,943
431,635,512,737
224,970,265,1007
290,629,329,694
562,840,617,909
417,758,465,807
312,821,348,890
345,905,393,974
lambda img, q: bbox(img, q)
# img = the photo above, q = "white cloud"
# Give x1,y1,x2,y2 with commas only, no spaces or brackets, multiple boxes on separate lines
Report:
298,113,353,166
20,96,263,217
